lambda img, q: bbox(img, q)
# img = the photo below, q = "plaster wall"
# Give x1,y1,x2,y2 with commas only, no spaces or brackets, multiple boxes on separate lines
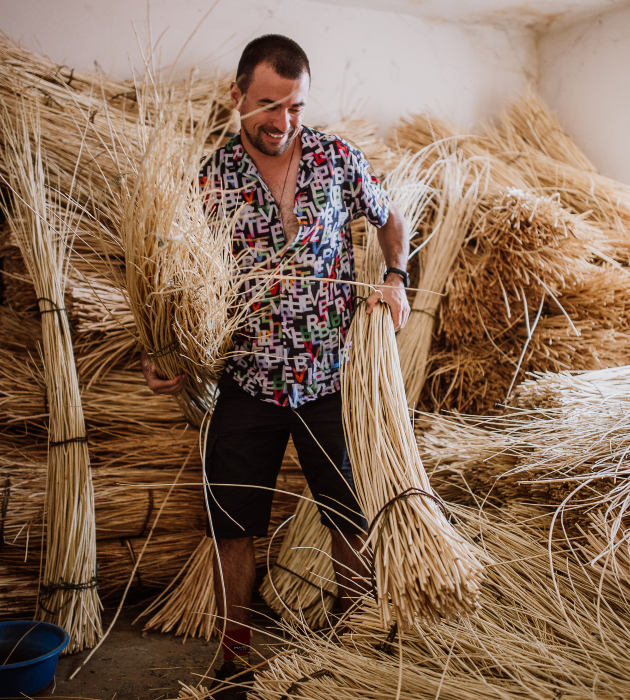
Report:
538,4,630,185
0,0,535,134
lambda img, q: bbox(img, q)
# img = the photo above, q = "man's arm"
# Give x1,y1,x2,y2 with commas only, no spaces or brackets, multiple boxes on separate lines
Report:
140,348,187,395
365,201,411,331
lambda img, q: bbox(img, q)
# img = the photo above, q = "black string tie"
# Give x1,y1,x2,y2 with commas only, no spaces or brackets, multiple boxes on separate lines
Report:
37,297,75,334
366,487,450,600
38,573,99,615
147,343,178,359
411,308,436,318
49,434,89,449
281,669,333,700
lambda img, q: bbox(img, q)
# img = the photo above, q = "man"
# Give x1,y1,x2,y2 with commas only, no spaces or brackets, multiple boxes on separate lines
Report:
142,34,409,697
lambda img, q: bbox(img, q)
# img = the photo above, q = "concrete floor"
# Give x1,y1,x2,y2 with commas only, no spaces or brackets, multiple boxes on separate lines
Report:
43,593,282,700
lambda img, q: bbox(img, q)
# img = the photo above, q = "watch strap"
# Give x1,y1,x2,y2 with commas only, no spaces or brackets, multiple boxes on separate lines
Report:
384,267,409,287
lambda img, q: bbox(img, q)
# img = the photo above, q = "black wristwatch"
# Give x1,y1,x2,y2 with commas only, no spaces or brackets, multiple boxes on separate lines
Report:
384,267,410,287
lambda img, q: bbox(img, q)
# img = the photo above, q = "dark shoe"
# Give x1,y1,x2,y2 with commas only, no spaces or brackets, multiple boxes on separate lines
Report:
211,659,255,699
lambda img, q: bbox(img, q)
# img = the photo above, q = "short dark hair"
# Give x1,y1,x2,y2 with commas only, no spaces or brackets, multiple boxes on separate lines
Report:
236,34,310,93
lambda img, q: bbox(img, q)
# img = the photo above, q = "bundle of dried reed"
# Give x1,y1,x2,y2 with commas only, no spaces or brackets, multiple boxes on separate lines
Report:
91,80,271,426
340,227,484,628
250,503,630,700
483,91,630,237
0,104,102,651
140,536,217,641
420,364,630,565
420,185,630,414
395,148,484,405
260,487,337,630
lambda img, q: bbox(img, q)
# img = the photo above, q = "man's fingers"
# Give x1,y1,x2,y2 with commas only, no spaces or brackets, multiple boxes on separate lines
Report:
365,292,380,314
148,373,187,395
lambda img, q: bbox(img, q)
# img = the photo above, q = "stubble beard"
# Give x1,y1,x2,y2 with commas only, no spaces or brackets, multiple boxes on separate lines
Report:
242,121,299,157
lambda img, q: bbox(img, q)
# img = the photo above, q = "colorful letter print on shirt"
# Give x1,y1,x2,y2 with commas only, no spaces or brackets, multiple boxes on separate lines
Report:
200,126,390,408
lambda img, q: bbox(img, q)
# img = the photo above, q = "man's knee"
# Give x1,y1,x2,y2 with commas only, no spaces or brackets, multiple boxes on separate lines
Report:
216,535,254,555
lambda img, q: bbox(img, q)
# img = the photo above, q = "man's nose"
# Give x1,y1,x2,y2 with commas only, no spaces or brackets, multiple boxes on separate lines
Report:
271,109,291,133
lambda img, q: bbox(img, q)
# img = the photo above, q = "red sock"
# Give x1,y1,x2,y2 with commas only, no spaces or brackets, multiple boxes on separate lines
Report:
222,627,251,662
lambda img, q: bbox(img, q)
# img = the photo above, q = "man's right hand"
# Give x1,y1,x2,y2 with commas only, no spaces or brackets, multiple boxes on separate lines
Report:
141,349,187,396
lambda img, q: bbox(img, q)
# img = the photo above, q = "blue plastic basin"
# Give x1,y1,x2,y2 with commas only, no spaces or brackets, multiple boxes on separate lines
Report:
0,621,69,698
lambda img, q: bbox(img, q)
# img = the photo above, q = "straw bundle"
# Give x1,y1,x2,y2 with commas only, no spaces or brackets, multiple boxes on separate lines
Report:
140,536,218,641
483,91,630,236
420,186,629,414
390,98,630,414
341,227,484,628
0,105,102,651
419,364,630,557
260,487,337,630
250,503,630,700
395,149,484,405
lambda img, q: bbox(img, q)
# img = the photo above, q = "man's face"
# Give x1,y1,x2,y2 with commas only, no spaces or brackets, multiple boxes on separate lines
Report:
231,62,309,157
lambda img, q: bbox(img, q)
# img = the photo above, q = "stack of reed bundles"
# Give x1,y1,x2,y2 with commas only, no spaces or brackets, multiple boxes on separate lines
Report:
393,102,630,414
246,502,630,700
0,36,224,636
417,364,630,576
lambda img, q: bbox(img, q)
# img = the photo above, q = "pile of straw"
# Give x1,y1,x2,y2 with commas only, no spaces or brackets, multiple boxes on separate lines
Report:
393,100,630,414
250,502,630,700
394,147,484,405
418,365,630,563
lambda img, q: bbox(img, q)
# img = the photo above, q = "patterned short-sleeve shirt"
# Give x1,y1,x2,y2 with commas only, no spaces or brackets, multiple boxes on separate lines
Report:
200,125,390,408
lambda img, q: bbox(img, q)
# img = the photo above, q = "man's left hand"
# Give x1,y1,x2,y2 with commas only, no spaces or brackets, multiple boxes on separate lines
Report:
365,275,410,331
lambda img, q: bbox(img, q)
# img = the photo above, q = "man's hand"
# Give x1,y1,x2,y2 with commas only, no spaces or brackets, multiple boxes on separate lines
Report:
141,349,187,396
365,274,410,331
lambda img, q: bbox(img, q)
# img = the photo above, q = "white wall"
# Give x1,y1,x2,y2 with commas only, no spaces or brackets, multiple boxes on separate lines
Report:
0,0,535,134
538,4,630,185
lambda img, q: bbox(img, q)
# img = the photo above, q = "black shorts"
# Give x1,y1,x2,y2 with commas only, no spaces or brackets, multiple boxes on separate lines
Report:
204,373,367,539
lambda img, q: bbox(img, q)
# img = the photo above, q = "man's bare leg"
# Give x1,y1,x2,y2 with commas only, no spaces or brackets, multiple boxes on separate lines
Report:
330,530,369,613
214,536,256,630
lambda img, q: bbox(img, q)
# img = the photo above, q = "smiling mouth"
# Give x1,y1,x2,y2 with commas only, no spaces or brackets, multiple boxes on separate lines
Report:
262,129,288,141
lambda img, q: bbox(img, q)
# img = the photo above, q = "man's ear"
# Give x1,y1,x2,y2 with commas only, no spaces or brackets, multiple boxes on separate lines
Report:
230,81,244,112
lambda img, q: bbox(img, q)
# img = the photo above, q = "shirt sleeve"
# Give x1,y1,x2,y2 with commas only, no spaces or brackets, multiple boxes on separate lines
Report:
341,141,390,227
